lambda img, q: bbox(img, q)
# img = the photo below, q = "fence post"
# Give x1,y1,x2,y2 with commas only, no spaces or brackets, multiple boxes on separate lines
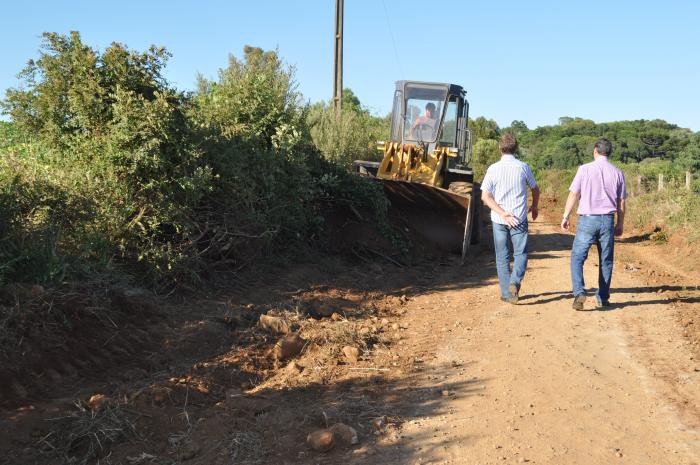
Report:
636,175,642,195
687,171,692,191
658,173,664,191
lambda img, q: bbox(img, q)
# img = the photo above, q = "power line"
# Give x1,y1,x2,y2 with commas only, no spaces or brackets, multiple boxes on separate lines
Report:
381,0,404,79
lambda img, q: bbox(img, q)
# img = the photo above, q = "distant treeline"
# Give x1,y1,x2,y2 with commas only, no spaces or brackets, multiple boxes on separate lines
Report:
469,116,700,185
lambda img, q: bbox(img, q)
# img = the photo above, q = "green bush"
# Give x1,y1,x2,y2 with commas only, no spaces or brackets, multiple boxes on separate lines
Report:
0,35,392,287
307,89,389,167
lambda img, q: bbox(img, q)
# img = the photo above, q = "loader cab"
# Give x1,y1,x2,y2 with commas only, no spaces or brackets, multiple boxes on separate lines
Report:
391,81,472,167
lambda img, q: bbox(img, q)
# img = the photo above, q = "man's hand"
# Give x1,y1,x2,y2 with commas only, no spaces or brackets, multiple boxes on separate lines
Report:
529,205,539,221
561,217,570,232
614,223,624,236
500,211,520,228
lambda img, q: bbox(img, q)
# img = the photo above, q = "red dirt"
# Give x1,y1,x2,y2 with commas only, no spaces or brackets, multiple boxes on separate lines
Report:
1,203,699,465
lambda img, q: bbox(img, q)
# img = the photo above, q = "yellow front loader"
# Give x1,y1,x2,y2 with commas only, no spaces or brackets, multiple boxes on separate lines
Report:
353,81,481,262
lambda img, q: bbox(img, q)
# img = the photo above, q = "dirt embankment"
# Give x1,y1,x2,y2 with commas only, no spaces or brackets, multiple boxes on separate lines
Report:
1,203,699,465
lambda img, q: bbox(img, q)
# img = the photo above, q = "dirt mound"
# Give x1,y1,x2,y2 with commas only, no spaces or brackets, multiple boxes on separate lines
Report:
0,284,164,409
0,259,423,465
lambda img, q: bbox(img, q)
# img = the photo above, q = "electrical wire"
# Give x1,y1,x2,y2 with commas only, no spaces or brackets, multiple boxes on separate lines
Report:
381,0,405,79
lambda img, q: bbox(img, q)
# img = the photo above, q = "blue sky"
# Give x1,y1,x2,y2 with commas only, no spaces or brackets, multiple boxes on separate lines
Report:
1,0,699,130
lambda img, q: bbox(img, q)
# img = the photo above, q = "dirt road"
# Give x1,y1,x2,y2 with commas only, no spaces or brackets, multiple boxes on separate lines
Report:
2,222,699,465
370,222,700,465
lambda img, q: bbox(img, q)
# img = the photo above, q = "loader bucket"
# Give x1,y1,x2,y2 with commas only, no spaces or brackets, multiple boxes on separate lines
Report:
381,180,476,262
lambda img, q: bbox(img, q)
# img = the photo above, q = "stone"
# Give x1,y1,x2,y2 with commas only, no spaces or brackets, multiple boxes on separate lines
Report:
150,387,170,404
88,394,111,411
342,346,360,364
30,285,45,298
272,333,306,360
285,361,304,374
307,429,334,452
371,416,387,432
331,312,343,321
259,314,289,335
225,396,273,416
181,441,201,460
330,423,359,447
304,299,335,319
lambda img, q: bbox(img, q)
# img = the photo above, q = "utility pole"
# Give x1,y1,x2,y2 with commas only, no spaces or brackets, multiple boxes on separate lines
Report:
333,0,344,112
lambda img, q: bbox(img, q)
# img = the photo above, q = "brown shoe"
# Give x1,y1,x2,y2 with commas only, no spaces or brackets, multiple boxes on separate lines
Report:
572,294,587,311
507,283,519,304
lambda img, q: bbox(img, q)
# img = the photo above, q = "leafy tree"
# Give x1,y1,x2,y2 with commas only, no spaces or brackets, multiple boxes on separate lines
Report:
341,88,365,114
307,89,389,166
3,32,173,149
469,116,500,144
471,139,500,180
192,45,308,156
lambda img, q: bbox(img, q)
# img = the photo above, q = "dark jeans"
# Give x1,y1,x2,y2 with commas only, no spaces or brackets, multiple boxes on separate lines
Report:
492,221,529,299
571,214,615,302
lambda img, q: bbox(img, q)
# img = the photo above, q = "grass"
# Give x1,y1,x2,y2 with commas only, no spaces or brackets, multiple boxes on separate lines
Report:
39,401,139,465
626,188,700,243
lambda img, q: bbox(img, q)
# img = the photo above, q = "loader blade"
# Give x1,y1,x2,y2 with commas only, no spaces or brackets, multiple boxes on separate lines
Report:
381,180,474,261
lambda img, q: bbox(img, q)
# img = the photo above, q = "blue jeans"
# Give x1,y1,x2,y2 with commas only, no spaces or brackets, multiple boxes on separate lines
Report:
570,214,615,302
492,221,529,299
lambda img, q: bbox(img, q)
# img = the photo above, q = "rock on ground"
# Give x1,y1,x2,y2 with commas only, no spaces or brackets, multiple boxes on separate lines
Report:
307,429,334,452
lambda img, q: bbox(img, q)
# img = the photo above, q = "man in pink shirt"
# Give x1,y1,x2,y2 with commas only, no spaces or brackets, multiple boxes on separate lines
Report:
561,138,627,310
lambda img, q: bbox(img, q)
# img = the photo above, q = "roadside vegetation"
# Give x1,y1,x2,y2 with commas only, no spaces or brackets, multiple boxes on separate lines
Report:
0,33,389,290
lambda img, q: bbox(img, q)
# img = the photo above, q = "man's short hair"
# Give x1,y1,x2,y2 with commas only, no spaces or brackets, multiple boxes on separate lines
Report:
499,133,518,154
594,138,613,156
425,102,436,112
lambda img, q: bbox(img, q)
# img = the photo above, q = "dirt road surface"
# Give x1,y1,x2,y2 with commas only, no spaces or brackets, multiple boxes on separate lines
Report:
370,222,700,465
1,221,699,465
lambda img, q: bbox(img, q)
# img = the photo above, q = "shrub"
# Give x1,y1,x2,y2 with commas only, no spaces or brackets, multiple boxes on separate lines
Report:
1,36,393,287
307,91,389,167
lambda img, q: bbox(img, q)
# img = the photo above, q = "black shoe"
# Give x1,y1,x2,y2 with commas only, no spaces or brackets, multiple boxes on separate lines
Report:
595,298,610,309
507,283,519,304
572,294,587,311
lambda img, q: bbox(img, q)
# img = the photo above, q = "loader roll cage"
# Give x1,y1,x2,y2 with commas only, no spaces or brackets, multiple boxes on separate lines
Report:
392,81,472,167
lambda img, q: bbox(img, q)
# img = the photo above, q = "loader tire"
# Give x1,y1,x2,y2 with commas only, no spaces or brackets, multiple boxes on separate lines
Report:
447,181,472,196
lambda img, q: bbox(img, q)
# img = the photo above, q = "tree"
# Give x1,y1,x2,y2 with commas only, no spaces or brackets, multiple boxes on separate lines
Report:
341,88,365,115
193,45,306,154
469,117,500,144
307,88,389,166
471,139,500,180
2,31,173,149
508,120,529,135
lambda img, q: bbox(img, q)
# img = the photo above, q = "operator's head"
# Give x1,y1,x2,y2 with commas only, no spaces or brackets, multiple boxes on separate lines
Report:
593,138,612,157
425,102,436,117
499,133,518,155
